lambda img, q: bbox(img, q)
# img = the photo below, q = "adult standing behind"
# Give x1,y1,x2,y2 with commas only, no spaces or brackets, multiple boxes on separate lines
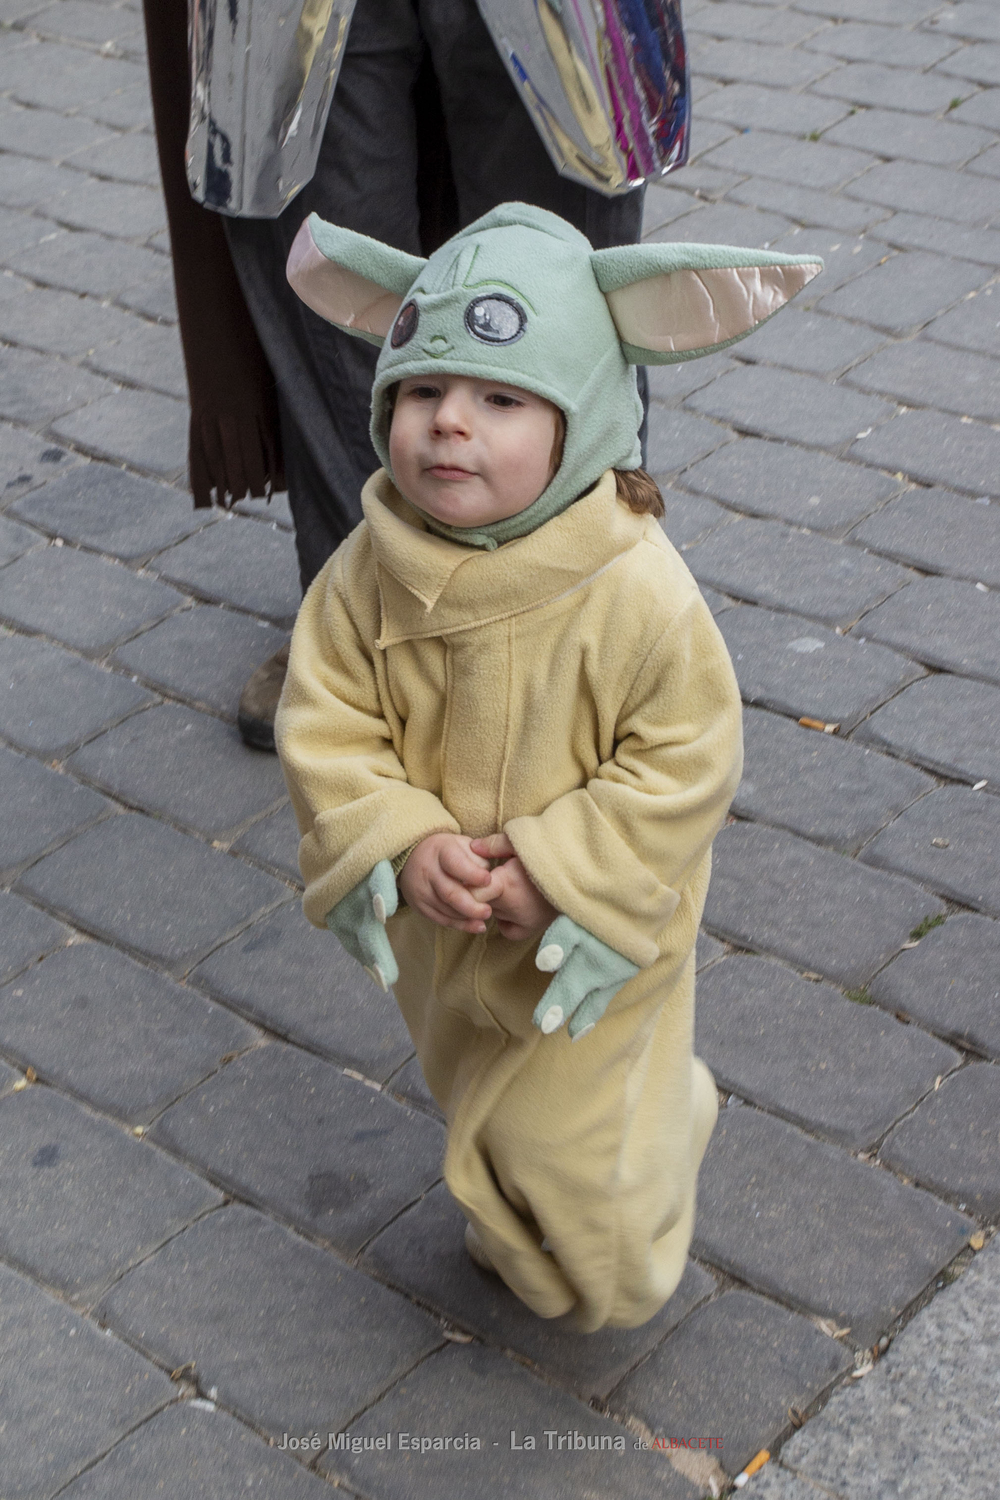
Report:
144,0,647,751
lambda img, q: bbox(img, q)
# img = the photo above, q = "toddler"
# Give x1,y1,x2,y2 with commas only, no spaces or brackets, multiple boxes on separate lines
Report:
276,204,820,1330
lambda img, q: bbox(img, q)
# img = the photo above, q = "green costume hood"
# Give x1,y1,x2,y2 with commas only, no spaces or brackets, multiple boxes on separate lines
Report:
287,203,821,547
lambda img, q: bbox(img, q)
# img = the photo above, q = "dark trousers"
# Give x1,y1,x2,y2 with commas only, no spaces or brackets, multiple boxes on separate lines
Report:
224,0,646,591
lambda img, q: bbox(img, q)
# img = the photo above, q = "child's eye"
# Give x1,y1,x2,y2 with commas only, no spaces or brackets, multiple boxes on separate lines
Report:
408,384,440,400
487,393,521,409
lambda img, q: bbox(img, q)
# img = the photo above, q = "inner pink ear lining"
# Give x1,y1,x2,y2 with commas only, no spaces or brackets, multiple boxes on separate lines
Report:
605,262,822,353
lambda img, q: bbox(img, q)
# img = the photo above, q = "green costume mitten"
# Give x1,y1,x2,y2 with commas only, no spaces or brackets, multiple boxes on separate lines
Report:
325,860,399,991
533,915,639,1041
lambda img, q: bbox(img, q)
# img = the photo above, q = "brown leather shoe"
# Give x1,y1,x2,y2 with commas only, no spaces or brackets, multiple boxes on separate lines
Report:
237,642,290,752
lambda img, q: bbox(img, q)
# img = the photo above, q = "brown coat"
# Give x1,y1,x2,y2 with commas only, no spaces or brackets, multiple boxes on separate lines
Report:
142,0,284,506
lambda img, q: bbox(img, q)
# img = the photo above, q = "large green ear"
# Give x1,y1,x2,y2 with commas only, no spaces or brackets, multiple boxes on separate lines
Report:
286,214,427,346
591,242,823,364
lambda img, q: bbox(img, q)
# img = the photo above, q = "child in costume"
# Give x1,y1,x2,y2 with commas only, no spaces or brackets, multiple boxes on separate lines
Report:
276,204,821,1331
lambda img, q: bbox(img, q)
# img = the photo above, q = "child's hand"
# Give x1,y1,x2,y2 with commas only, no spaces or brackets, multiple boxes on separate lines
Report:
468,833,557,942
399,833,500,933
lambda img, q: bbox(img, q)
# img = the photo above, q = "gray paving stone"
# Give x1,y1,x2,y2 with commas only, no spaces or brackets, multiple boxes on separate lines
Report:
0,97,112,162
802,18,967,66
384,1053,442,1117
777,1231,1000,1500
320,1341,695,1500
687,4,821,44
0,422,82,504
0,152,83,211
682,436,899,534
29,1,146,48
697,930,726,969
735,307,885,376
0,545,185,653
687,116,740,160
189,901,414,1081
845,158,1000,221
4,225,165,297
0,284,139,357
645,406,734,475
151,1042,443,1253
854,574,1000,683
695,81,849,134
811,62,973,113
685,365,895,448
85,319,186,399
846,339,1000,422
937,40,1000,85
0,744,110,876
0,889,67,983
233,488,295,527
851,409,1000,496
59,1401,335,1500
684,520,912,629
96,1203,443,1440
734,706,934,851
743,1462,834,1498
693,1106,975,1347
923,278,1000,354
116,269,178,322
363,1179,713,1399
69,127,161,186
671,160,748,198
932,1,1000,42
870,913,1000,1058
968,141,1000,176
660,489,736,549
852,489,1000,588
0,941,258,1126
17,813,290,973
0,39,144,109
111,606,287,718
80,80,153,132
824,108,994,165
52,388,189,477
151,513,302,622
868,211,1000,267
45,175,165,240
704,820,946,985
68,702,287,838
692,38,833,87
817,250,989,333
230,803,300,881
0,1084,220,1302
647,198,794,247
727,176,892,233
643,182,710,234
880,1063,1000,1217
11,464,214,560
0,1261,175,1500
0,630,153,754
0,510,42,564
646,350,737,405
719,605,924,729
862,784,1000,917
0,341,115,423
610,1291,851,1480
696,955,959,1150
949,84,1000,127
854,673,1000,788
704,130,876,190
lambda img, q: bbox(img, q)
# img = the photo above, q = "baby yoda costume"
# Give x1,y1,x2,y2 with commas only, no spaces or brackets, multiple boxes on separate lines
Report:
277,204,820,1330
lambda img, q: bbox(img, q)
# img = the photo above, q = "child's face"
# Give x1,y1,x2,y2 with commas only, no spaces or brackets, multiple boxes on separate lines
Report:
388,374,562,529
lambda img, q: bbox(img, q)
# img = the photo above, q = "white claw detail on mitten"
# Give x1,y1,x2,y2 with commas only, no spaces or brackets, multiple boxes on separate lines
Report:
532,915,639,1041
325,859,399,990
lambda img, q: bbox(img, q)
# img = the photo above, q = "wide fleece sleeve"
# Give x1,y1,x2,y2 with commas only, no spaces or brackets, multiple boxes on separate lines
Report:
274,543,460,927
504,590,743,968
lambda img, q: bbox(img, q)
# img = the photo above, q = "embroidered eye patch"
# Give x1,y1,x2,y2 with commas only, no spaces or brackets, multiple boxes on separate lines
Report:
464,294,526,345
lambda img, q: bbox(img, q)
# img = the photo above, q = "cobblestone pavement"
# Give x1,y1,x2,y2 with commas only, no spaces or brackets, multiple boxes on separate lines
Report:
0,1,998,1497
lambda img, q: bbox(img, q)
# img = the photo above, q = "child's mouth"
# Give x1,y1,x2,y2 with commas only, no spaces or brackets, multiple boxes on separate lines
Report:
427,465,475,480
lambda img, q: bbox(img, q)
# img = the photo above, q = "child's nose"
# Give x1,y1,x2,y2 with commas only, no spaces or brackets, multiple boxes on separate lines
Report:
432,391,473,436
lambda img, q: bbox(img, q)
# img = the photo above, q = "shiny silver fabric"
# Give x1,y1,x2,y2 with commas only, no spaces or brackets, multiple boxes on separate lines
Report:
186,0,356,217
186,0,688,217
476,0,689,193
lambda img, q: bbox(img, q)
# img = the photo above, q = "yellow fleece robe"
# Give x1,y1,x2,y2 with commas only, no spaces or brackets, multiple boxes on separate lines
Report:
275,468,743,1331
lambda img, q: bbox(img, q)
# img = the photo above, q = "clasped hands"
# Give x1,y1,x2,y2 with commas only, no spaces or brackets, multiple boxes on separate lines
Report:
327,832,638,1041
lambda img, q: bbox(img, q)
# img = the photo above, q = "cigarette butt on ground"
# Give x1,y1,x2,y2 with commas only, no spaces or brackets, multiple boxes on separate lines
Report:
734,1450,770,1487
